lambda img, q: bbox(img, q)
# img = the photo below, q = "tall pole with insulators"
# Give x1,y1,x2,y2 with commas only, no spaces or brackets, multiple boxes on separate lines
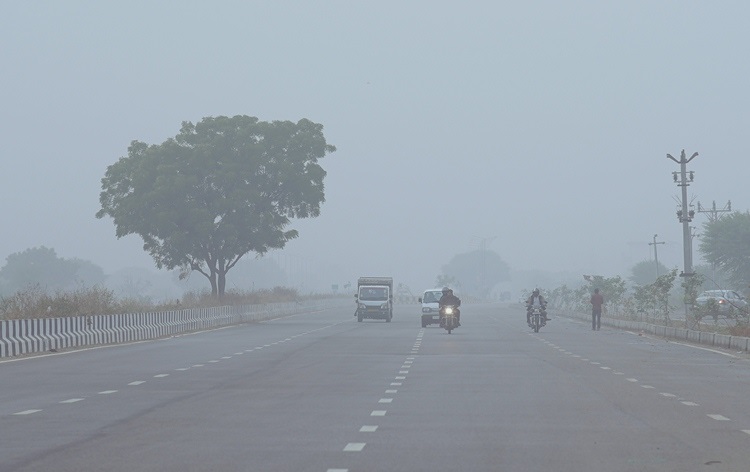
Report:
667,150,698,315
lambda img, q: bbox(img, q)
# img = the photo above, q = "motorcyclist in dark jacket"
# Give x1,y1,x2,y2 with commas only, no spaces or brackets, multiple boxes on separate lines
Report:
439,287,462,326
526,288,549,326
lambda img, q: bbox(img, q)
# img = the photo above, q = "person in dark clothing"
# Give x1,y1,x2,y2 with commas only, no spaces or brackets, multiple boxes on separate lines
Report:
526,288,548,326
438,287,461,326
590,288,604,330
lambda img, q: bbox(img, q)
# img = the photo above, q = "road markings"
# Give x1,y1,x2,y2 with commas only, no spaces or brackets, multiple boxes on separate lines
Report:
379,398,393,403
626,378,638,383
327,469,348,472
98,390,118,394
14,410,41,415
360,425,378,432
708,414,731,421
391,382,402,386
371,410,386,416
600,367,611,370
386,389,397,394
395,376,406,380
742,430,750,435
192,364,204,367
154,374,169,378
682,401,699,406
175,368,190,371
660,393,677,398
344,443,366,452
60,398,84,404
641,385,655,389
128,381,146,386
399,370,409,374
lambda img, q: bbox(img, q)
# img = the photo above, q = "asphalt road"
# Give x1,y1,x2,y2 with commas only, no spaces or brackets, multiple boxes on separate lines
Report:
1,303,749,472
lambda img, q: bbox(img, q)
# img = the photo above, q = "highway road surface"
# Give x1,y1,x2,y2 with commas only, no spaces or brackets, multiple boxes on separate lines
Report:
1,303,749,471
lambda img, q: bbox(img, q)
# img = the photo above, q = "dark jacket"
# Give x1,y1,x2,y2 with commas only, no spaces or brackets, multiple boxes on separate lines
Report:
439,293,461,307
526,294,547,311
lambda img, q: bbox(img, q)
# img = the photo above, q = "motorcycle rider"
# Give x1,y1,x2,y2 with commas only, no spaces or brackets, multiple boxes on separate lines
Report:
526,288,549,326
439,287,462,326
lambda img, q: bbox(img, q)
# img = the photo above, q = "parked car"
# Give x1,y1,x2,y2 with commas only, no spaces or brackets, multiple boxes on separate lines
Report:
694,290,749,320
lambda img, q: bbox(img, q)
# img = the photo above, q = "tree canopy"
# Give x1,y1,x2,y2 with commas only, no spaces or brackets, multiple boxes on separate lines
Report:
629,259,670,287
438,250,510,298
698,211,750,289
96,115,336,298
0,246,106,295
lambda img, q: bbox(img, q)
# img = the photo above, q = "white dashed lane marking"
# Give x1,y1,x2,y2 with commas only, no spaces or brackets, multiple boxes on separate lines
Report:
14,410,41,415
59,398,84,404
360,425,378,432
344,443,366,452
154,374,169,378
371,410,386,416
378,398,393,404
708,414,731,421
682,401,699,406
128,381,146,386
98,390,118,395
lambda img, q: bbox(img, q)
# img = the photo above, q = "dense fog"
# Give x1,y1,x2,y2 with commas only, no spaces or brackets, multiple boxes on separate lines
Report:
1,2,748,299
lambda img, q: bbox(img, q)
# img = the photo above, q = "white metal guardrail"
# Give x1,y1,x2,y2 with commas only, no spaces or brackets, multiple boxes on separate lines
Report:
0,299,344,359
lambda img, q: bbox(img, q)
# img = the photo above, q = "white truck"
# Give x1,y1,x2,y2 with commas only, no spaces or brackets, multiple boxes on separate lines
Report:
355,277,393,322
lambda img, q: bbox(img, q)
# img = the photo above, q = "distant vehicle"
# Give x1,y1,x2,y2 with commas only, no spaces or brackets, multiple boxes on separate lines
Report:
419,288,444,328
694,290,748,320
355,277,393,322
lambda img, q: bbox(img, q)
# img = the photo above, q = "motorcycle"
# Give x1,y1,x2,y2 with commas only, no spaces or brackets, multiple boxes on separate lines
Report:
440,305,460,334
529,305,545,333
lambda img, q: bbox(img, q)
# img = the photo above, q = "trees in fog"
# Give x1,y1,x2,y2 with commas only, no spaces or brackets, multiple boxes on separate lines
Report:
97,115,336,299
698,211,750,289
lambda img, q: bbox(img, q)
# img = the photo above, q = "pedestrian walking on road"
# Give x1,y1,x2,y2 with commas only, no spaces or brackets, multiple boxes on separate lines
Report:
590,288,604,330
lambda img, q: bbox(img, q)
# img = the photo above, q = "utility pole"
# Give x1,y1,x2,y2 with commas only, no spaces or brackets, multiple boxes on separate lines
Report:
696,200,731,223
648,234,665,279
667,149,698,317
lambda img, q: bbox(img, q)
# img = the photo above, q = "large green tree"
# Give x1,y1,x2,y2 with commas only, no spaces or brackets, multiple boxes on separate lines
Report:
96,115,336,298
698,211,750,289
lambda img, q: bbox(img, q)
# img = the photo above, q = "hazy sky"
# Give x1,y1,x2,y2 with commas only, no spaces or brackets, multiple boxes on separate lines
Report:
2,1,748,294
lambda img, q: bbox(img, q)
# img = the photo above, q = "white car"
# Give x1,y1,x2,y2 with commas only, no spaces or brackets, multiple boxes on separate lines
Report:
694,290,748,320
419,289,444,328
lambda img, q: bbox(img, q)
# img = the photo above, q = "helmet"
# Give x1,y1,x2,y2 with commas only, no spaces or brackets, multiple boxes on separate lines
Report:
442,287,450,294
